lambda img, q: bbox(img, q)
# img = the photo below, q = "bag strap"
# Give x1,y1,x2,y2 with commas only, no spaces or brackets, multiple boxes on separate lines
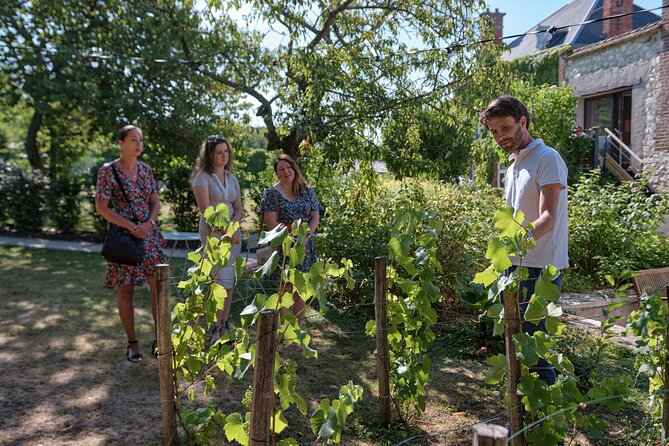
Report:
258,186,282,232
110,162,141,224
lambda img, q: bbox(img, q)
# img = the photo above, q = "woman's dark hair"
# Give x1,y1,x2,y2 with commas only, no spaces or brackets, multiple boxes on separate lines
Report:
274,154,307,196
480,96,530,130
117,125,141,142
192,136,234,178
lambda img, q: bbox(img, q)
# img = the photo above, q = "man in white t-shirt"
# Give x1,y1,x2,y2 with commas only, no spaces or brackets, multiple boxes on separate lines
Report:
480,95,569,386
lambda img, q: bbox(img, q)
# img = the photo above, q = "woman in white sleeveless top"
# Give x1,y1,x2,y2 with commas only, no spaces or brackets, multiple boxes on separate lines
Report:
191,135,243,344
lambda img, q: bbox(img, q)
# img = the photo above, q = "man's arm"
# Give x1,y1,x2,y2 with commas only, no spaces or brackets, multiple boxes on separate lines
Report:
531,183,565,239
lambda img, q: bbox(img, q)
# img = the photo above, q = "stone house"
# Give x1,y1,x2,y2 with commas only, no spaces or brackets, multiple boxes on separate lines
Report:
489,0,669,192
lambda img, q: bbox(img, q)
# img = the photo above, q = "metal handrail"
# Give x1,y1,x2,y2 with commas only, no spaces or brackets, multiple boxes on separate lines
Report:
604,128,643,169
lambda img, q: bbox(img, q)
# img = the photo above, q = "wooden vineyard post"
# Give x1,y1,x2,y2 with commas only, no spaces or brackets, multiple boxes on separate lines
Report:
249,310,278,446
503,288,525,446
472,422,509,446
374,256,391,426
156,264,177,446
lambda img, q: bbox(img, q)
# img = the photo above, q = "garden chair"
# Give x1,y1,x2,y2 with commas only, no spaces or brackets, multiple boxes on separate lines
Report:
632,267,669,298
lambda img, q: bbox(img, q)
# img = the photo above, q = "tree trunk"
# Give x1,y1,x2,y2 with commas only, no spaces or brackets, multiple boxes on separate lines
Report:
26,109,45,171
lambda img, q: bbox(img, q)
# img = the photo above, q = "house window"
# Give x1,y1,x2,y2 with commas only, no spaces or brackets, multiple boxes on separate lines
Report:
584,89,632,147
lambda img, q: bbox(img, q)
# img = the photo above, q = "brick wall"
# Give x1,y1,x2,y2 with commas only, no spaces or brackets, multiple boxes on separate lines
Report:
481,8,505,43
656,0,669,155
603,0,633,38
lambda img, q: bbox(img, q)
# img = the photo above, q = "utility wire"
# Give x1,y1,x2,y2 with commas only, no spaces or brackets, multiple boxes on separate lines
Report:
0,6,665,67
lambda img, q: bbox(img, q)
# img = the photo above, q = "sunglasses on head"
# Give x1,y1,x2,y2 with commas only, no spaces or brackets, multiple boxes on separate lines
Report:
206,134,227,143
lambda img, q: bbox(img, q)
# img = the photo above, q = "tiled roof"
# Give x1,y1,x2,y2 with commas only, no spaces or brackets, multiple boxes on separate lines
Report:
502,0,659,61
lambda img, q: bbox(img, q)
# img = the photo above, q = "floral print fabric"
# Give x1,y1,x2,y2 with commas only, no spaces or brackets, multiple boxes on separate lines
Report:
95,161,166,288
260,186,322,273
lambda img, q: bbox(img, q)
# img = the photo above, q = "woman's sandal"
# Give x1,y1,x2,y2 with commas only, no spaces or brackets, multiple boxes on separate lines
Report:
127,340,143,363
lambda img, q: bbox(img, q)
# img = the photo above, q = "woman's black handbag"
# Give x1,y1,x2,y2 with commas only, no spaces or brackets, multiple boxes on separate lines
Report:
100,163,145,265
101,225,144,265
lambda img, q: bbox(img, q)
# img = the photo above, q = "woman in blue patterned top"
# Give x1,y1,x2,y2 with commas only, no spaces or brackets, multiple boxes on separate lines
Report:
260,154,322,328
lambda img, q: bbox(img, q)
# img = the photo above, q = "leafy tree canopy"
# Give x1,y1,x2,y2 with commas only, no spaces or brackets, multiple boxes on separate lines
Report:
0,0,239,174
2,0,511,179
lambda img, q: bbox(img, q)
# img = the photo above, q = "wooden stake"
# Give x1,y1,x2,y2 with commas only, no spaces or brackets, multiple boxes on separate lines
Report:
375,256,391,426
249,310,278,446
472,422,508,446
503,288,525,446
156,264,177,446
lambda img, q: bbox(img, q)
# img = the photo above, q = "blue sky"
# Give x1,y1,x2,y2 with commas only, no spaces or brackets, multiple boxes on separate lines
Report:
485,0,662,39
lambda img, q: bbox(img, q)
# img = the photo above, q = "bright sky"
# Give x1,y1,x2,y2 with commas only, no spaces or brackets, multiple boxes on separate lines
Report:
485,0,662,39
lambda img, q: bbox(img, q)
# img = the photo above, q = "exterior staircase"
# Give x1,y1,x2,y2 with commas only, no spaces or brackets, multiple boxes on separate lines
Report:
601,128,645,186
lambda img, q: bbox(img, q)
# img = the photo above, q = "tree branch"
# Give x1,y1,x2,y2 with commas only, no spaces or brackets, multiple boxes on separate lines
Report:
307,0,356,50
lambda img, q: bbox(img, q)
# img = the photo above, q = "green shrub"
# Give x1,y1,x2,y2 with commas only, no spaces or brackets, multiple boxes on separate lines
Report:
0,160,21,224
568,170,669,282
426,181,503,301
160,159,199,232
562,135,593,184
5,165,49,232
48,173,83,233
237,148,269,190
318,175,503,304
318,173,393,303
86,163,109,235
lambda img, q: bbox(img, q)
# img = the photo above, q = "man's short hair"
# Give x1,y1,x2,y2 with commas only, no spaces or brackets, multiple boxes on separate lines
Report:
480,96,530,130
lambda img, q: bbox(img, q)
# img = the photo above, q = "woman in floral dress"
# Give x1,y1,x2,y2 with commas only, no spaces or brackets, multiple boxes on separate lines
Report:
95,125,166,363
260,154,322,328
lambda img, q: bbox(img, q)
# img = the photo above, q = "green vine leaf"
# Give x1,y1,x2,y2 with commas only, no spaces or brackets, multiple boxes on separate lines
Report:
486,303,505,336
548,352,574,375
187,250,202,266
486,237,512,272
201,255,214,277
311,398,336,440
484,354,507,384
524,294,547,324
240,296,261,328
587,375,631,412
277,370,308,414
210,283,228,312
513,333,542,367
253,250,280,278
272,410,289,434
234,255,246,281
259,222,288,247
233,352,252,380
310,382,363,444
473,265,498,287
518,374,550,411
414,246,429,266
493,205,525,238
204,202,231,229
535,266,560,302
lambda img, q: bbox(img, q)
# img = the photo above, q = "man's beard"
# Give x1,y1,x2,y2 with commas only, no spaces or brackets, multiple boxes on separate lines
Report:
500,126,524,153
